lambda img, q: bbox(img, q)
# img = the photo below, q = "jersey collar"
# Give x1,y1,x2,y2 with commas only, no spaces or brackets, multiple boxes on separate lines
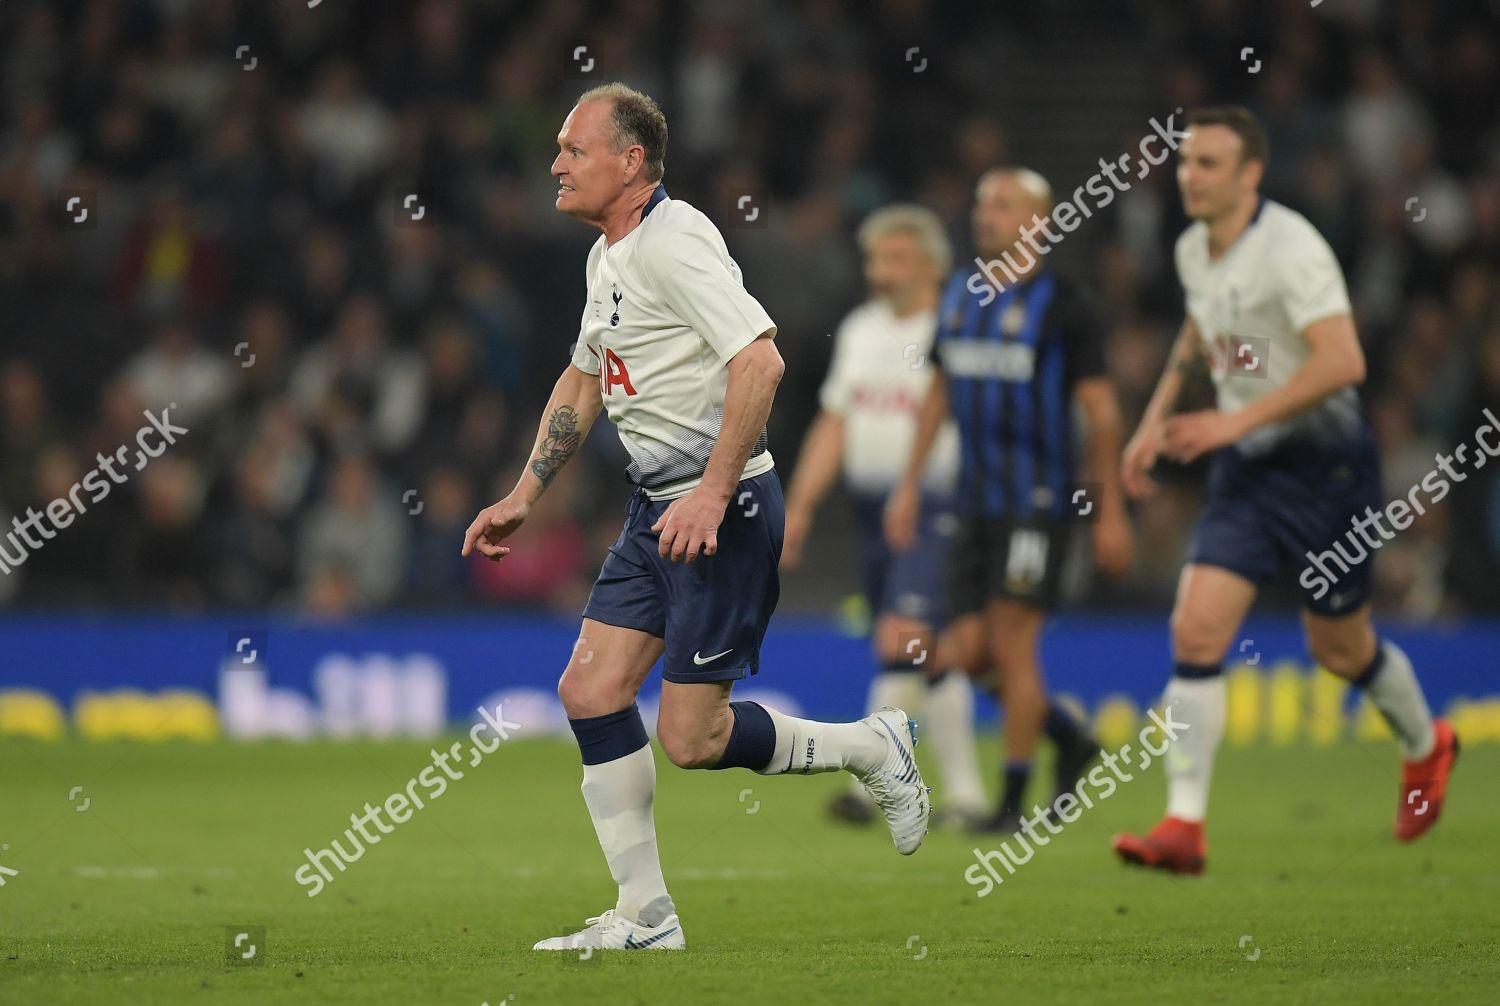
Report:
640,184,668,222
1250,194,1266,224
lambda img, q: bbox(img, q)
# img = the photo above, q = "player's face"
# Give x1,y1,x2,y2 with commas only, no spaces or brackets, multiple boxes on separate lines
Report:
864,230,937,312
552,101,625,219
971,174,1040,261
1176,125,1259,221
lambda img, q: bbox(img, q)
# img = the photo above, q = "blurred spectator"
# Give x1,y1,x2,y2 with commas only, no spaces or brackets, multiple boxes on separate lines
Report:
297,61,394,200
111,183,226,319
1,360,59,509
295,453,408,610
288,294,425,455
16,444,114,606
0,0,1496,619
113,454,212,608
401,464,476,608
215,447,297,608
469,466,590,613
121,318,231,425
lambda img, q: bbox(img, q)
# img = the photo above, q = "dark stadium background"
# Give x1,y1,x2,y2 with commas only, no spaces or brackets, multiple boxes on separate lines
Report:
3,0,1498,621
1,0,1498,625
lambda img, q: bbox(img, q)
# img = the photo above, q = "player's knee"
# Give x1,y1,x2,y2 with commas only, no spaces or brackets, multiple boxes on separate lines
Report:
557,668,612,718
656,724,718,770
1170,605,1229,664
1307,631,1374,679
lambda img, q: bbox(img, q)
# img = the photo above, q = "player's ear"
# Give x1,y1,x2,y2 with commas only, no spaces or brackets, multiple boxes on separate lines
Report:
1240,156,1265,192
623,143,644,183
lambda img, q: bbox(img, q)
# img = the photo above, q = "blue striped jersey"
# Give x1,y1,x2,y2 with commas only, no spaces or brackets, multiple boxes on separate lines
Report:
930,270,1106,519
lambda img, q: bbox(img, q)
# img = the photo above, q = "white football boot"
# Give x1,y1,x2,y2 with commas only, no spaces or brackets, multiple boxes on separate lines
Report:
532,909,686,951
856,707,931,855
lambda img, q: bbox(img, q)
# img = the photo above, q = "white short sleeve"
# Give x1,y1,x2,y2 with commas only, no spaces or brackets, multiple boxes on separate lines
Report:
641,217,776,364
571,331,600,375
1277,222,1352,332
572,242,604,375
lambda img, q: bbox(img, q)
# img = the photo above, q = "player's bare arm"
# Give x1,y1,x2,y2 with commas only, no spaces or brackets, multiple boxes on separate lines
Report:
651,332,782,563
461,363,603,560
1163,313,1365,464
1074,377,1135,576
1121,317,1204,498
781,408,846,569
884,368,948,551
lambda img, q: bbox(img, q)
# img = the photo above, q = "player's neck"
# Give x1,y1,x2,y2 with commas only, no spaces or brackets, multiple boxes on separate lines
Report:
1205,195,1261,260
598,184,658,246
888,288,938,319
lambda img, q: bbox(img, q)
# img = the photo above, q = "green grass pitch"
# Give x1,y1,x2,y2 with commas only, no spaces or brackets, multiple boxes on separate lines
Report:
2,734,1496,1004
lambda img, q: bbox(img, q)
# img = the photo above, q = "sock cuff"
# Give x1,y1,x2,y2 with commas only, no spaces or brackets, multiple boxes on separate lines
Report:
569,704,649,765
1350,639,1389,690
713,700,777,771
1173,661,1223,680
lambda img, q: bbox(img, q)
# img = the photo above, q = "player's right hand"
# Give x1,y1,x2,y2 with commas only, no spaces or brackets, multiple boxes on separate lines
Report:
461,494,530,560
883,480,920,553
1121,423,1164,500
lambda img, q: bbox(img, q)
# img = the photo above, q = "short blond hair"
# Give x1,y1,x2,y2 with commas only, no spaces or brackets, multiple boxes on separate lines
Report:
577,82,668,182
856,204,952,276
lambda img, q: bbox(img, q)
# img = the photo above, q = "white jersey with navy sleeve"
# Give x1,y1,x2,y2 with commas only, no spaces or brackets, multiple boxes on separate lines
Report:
819,299,960,496
571,186,777,500
1176,198,1363,456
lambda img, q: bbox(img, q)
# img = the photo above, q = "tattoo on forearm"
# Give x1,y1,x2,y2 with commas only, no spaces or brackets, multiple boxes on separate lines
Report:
531,405,582,489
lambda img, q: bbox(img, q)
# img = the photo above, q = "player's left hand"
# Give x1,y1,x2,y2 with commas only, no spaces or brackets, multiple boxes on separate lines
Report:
1162,409,1246,464
651,486,727,563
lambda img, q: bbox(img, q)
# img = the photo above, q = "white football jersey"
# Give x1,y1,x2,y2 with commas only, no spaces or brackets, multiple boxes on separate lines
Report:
819,299,960,496
571,187,777,500
1176,198,1364,455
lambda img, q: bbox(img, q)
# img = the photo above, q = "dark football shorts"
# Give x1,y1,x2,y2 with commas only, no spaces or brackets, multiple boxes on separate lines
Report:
1187,432,1383,617
946,515,1069,614
582,469,784,683
851,491,954,627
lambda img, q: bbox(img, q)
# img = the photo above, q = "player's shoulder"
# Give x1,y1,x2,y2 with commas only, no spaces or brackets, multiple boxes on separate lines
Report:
637,193,723,250
1258,199,1333,251
1174,220,1210,269
835,299,893,341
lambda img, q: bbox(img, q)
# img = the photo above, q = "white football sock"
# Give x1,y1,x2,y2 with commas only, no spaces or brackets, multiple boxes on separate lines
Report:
579,745,674,926
923,671,987,810
1364,641,1436,760
868,670,926,719
758,705,887,776
1163,675,1226,822
845,671,927,796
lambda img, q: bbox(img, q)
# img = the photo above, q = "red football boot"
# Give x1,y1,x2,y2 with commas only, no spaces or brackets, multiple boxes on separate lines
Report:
1112,816,1206,875
1396,718,1459,843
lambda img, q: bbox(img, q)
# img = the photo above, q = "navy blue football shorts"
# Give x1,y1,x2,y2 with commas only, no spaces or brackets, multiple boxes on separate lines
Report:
582,469,784,683
1187,432,1383,617
852,490,953,627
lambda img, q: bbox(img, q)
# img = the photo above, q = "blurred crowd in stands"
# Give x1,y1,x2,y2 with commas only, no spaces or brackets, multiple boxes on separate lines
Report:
2,0,1498,619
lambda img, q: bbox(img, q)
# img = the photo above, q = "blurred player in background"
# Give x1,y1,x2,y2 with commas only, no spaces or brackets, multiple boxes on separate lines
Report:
1113,107,1459,875
782,205,988,828
463,84,931,952
887,169,1135,835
